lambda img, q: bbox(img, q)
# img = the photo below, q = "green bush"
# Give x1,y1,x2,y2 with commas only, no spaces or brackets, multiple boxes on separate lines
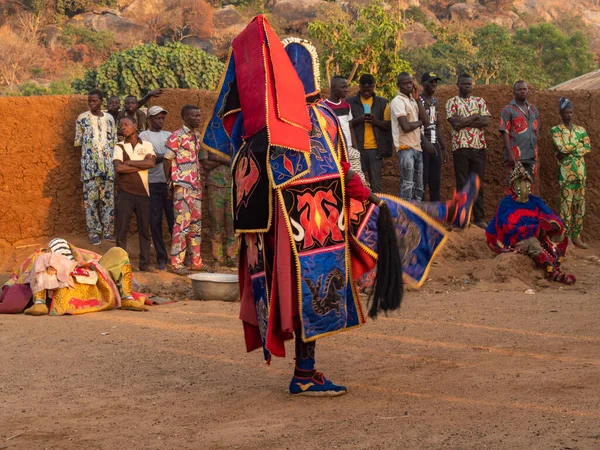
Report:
72,42,225,97
59,25,115,53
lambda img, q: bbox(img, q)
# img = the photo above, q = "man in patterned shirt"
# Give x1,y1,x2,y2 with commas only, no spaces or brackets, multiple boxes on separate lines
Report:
499,80,540,184
74,89,117,245
446,73,491,228
164,105,207,275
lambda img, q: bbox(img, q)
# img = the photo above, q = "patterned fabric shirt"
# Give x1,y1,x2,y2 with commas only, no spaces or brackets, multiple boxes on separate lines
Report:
419,94,438,144
74,111,117,182
445,95,491,151
499,100,540,162
165,125,204,191
551,123,591,182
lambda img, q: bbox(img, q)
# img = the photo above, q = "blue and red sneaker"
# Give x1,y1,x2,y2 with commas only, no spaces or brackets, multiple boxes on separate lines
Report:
452,173,480,229
289,372,347,397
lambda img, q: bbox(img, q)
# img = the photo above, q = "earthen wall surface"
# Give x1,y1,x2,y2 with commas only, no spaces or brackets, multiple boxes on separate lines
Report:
0,86,597,246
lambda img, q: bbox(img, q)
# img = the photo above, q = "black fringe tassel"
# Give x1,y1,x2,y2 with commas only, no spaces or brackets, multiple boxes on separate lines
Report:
368,202,404,318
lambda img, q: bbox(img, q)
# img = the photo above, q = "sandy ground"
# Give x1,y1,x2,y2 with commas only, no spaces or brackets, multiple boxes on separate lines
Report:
1,229,600,449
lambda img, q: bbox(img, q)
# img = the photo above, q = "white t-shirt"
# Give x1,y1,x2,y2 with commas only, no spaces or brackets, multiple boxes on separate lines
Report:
139,130,171,184
390,93,422,151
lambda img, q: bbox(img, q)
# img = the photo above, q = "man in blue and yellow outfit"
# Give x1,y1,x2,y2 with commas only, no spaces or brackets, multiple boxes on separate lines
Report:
202,16,480,396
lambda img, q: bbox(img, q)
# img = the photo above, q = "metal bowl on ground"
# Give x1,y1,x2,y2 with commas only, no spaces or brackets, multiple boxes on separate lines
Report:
188,273,239,302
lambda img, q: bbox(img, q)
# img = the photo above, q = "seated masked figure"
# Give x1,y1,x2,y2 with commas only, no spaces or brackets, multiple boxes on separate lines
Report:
0,238,146,316
486,162,575,285
201,15,480,397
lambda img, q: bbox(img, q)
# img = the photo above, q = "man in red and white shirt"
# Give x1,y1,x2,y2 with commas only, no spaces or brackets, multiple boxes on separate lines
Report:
445,73,491,228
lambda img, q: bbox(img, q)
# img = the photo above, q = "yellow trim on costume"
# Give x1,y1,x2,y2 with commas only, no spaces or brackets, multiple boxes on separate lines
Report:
266,144,312,190
201,49,235,163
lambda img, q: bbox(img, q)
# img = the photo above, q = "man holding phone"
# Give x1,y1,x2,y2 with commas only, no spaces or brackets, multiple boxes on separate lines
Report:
348,74,392,192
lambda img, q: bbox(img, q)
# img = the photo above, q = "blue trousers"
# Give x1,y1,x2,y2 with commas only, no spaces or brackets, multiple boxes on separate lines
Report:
397,148,424,201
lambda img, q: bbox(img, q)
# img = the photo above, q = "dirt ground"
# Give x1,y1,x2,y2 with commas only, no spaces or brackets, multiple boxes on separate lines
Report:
1,229,600,450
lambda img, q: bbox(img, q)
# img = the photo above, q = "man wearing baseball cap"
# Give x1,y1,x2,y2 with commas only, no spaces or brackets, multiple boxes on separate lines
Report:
139,106,174,270
420,71,449,201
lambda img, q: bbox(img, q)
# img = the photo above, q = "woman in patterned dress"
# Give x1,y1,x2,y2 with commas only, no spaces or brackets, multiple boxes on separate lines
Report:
550,98,591,249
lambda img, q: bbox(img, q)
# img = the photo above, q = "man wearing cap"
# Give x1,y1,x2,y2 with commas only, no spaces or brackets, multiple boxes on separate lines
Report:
139,106,174,270
420,71,448,201
348,74,393,192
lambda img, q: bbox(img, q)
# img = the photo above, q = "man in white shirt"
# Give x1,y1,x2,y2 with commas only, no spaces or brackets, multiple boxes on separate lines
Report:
113,116,156,271
139,106,173,271
390,72,430,201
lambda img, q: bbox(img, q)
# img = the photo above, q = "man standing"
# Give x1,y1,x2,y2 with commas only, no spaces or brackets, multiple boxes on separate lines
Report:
323,75,365,182
164,105,206,275
420,71,449,201
106,96,121,122
348,74,392,192
113,116,156,272
390,72,430,201
116,89,164,136
499,80,540,183
74,89,117,245
139,106,174,270
446,73,491,228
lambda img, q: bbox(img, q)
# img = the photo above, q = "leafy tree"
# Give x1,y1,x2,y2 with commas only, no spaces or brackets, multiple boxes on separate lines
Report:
72,42,224,98
514,23,595,86
308,2,411,97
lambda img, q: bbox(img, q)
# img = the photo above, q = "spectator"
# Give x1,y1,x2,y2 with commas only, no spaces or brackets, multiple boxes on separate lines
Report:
164,105,207,275
139,106,174,270
74,88,117,245
446,73,491,228
348,74,392,192
499,80,540,184
323,75,365,182
113,116,156,272
205,153,237,267
106,96,121,123
116,89,164,136
419,71,449,201
390,72,430,201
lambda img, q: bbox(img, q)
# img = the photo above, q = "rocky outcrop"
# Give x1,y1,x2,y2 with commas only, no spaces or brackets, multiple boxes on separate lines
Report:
67,9,144,41
271,0,326,29
401,22,436,50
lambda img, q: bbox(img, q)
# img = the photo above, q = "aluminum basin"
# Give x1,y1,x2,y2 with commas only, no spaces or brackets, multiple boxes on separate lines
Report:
188,273,239,302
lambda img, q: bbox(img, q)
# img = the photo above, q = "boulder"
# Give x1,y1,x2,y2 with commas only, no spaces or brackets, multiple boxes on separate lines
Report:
401,22,436,50
271,0,326,28
181,36,213,54
122,0,165,18
213,5,243,29
449,3,478,21
41,25,62,51
67,10,145,39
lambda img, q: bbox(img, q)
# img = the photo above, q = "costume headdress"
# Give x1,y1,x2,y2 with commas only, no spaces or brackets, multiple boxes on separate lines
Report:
281,37,321,102
508,161,533,186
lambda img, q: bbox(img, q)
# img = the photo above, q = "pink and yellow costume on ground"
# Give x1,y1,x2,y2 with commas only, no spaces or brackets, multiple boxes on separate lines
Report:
201,16,478,396
0,239,144,315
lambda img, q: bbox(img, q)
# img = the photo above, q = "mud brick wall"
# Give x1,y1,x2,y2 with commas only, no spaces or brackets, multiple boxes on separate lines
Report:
0,85,597,246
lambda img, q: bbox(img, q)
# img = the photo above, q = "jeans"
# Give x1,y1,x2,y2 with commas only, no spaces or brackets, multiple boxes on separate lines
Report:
115,191,151,270
150,183,175,265
397,148,423,201
423,143,442,201
453,147,486,222
360,149,383,192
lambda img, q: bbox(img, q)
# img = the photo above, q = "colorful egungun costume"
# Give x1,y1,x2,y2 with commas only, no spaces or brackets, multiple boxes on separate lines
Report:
201,15,479,396
485,162,575,284
0,238,145,315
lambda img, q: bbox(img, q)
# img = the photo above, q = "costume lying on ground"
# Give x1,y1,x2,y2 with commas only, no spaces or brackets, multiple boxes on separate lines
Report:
201,16,479,396
0,239,146,315
485,162,575,285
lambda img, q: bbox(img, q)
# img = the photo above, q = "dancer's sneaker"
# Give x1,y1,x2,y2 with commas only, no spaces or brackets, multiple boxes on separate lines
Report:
24,302,49,316
452,173,480,229
289,372,347,397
